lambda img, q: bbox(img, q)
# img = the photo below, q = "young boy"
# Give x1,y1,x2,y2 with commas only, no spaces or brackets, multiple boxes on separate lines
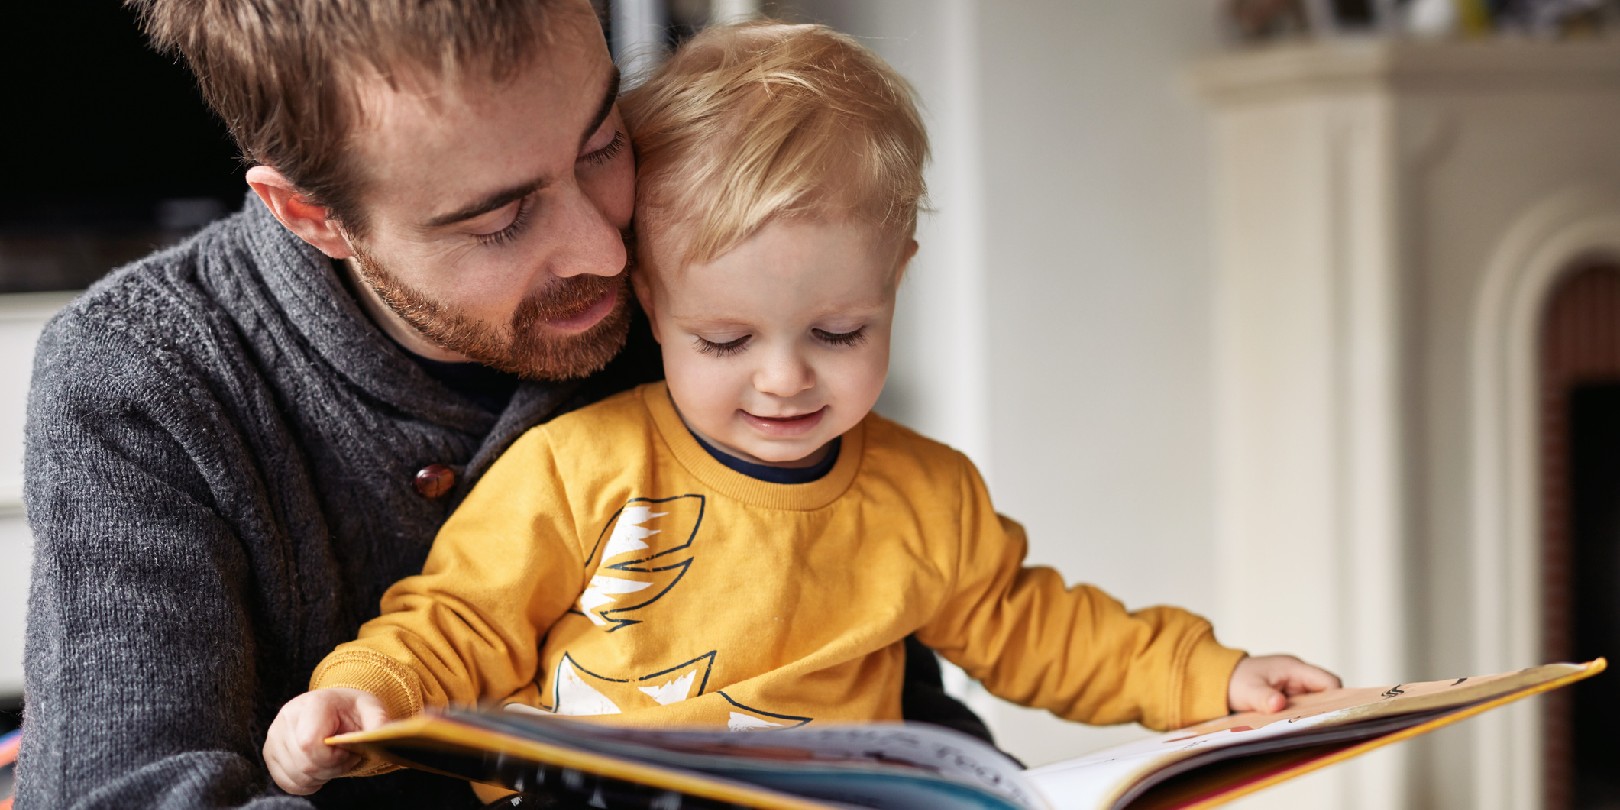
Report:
263,21,1338,798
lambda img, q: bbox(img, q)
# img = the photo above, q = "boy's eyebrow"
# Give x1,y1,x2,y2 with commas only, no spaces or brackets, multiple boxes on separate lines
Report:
422,67,622,230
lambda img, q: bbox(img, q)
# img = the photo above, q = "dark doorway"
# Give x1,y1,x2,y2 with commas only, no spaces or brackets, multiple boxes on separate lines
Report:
1565,383,1620,807
1537,258,1620,810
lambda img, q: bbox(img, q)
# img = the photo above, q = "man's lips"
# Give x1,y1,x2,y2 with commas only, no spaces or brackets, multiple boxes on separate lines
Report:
541,283,619,334
740,407,826,436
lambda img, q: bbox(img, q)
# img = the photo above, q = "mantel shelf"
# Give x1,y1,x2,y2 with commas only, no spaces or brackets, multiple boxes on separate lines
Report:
1190,36,1620,104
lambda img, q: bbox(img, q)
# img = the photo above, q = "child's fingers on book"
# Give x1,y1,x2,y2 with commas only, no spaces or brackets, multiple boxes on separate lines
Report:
1274,660,1342,694
265,733,356,796
1228,676,1288,713
294,689,374,744
264,737,320,795
349,690,391,731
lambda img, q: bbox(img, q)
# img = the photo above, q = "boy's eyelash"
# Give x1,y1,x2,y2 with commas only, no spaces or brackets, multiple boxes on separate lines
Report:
475,196,535,247
815,327,867,347
581,130,627,166
696,329,866,356
695,335,749,356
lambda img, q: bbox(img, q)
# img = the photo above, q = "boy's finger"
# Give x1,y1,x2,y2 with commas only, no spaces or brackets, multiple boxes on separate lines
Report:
1281,666,1341,694
352,693,392,731
1308,666,1343,690
266,744,318,795
299,699,350,749
309,740,350,770
1259,687,1287,713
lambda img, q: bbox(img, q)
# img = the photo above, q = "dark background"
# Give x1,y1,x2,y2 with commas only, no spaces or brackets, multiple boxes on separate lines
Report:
1,2,244,292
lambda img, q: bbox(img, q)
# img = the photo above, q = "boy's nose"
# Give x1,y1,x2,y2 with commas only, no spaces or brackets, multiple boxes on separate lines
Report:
754,352,814,397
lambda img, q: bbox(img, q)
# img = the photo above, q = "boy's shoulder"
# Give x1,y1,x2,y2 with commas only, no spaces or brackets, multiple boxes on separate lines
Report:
859,411,981,480
531,382,664,445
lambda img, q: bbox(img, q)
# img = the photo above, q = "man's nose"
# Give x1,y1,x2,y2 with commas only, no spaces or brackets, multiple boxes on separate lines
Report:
754,349,814,397
549,183,627,279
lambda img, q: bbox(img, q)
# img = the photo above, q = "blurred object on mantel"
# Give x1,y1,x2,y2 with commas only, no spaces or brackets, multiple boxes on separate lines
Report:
1223,0,1620,42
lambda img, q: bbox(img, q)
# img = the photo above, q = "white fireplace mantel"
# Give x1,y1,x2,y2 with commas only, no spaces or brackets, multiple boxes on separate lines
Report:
1191,37,1620,810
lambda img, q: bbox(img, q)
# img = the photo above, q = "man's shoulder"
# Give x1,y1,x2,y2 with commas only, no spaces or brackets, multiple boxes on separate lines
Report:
49,210,241,328
38,203,289,372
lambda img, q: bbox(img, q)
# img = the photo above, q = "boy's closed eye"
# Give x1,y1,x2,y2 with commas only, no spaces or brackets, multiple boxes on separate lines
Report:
695,335,751,356
694,327,869,357
813,327,867,347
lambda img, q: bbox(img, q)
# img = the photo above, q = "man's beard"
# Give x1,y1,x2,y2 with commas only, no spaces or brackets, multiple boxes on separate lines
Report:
348,244,632,381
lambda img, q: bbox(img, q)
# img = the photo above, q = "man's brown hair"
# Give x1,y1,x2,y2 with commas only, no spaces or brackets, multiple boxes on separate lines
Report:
126,0,568,235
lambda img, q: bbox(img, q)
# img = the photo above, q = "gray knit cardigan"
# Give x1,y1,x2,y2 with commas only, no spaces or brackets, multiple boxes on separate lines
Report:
17,196,659,808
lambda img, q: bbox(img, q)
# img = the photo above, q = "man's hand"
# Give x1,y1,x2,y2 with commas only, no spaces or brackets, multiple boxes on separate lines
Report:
1227,654,1342,714
263,687,390,795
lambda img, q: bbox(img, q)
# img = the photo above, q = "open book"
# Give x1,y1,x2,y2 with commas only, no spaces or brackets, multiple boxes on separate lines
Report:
332,659,1605,810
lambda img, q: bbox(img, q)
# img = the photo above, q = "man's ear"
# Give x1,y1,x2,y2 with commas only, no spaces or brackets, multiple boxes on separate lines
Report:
245,165,355,259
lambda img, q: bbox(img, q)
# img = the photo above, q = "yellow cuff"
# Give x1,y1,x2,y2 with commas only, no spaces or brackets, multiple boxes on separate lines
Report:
310,649,428,779
1177,637,1248,728
310,648,425,725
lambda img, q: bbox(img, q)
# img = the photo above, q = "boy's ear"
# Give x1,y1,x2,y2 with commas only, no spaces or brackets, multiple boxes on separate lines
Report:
630,269,661,343
245,165,355,259
893,238,919,283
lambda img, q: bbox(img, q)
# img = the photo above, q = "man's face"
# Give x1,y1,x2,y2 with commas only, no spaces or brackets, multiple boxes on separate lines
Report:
339,3,634,380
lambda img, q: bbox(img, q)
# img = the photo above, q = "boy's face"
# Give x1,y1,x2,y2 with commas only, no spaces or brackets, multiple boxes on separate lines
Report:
636,219,912,468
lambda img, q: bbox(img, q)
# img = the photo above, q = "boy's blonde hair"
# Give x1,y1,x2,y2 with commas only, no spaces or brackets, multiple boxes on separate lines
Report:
620,21,929,270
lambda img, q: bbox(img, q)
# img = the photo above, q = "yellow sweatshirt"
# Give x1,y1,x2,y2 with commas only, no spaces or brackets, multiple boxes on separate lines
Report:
314,382,1243,740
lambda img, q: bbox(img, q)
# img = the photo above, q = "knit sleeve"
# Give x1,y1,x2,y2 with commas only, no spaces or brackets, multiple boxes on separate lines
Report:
915,457,1246,731
311,426,588,720
18,298,313,808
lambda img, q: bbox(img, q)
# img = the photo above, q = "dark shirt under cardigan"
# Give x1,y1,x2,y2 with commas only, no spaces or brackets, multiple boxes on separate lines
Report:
17,195,989,809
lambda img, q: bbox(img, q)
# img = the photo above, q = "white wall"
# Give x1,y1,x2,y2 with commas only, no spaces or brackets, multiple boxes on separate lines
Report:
0,293,72,695
784,0,1230,767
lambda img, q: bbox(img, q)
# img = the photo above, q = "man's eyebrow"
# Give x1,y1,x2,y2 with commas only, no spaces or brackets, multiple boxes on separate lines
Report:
423,178,545,229
580,67,621,152
422,67,620,231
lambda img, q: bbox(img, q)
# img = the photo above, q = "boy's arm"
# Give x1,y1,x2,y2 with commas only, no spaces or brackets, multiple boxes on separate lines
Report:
310,428,587,720
20,315,313,808
916,460,1246,732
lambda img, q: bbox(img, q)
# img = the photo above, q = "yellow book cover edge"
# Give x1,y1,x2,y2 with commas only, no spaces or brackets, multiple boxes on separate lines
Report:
1179,657,1608,809
331,714,835,810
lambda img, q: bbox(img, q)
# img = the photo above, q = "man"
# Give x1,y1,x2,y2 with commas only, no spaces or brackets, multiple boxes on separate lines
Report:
17,1,989,807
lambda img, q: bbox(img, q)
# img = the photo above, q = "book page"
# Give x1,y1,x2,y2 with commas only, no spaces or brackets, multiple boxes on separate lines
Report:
524,716,1046,809
1020,660,1602,810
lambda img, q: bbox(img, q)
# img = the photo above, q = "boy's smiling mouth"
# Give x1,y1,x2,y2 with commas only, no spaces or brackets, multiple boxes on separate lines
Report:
740,407,826,435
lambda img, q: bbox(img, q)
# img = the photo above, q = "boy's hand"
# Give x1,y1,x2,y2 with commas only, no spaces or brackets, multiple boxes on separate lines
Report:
1227,654,1342,714
263,687,391,795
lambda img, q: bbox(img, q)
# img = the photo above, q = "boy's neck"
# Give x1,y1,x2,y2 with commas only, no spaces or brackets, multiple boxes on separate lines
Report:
687,429,842,485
